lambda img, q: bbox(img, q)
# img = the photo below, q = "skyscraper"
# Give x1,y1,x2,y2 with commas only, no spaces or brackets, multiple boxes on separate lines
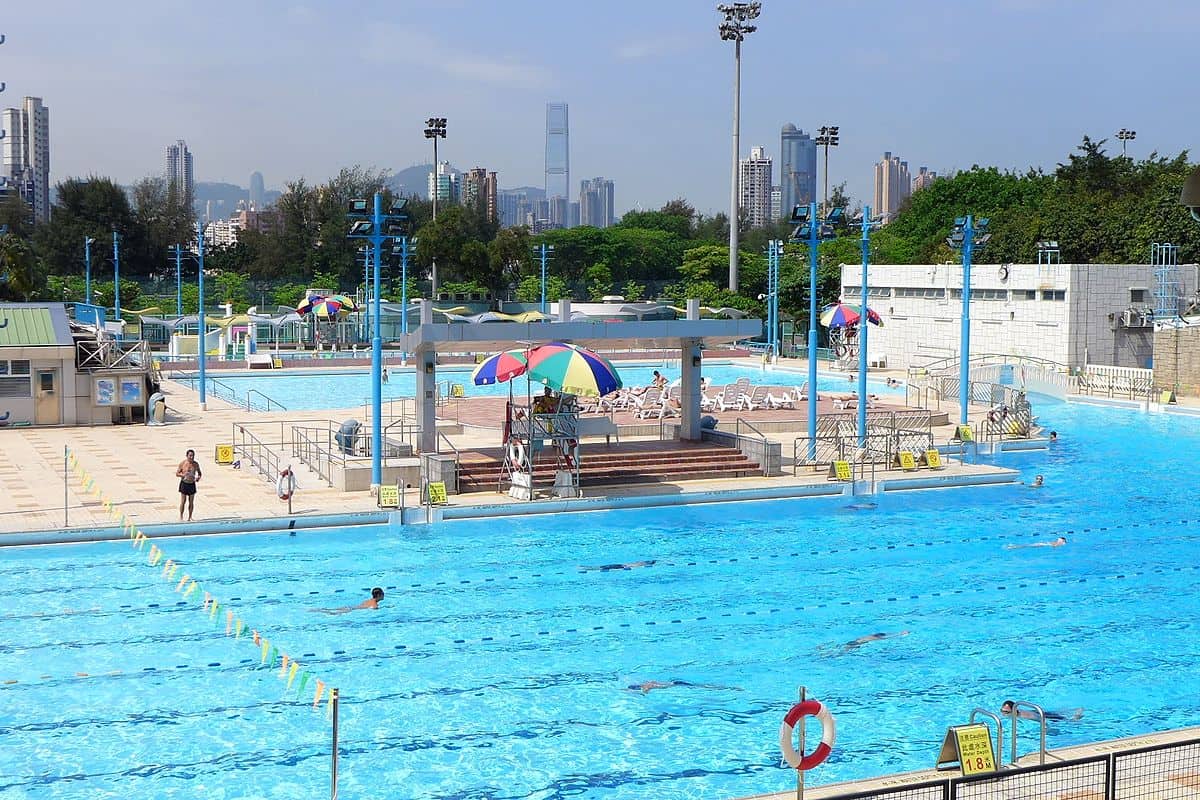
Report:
912,166,939,192
739,146,773,229
873,152,911,224
1,97,51,223
545,102,570,213
249,171,265,210
780,124,816,218
462,167,498,222
770,186,782,223
428,161,460,204
579,177,615,228
166,139,195,211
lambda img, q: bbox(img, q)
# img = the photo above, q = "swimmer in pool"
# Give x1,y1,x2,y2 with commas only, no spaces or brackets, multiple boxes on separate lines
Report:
580,560,657,572
845,501,878,511
1029,475,1045,488
1000,700,1083,721
1005,536,1066,550
310,587,384,614
626,679,740,694
843,630,909,651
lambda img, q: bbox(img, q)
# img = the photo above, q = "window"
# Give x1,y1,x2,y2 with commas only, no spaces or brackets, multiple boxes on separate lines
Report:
1130,288,1147,303
895,287,946,299
950,288,1005,300
844,286,892,298
1020,290,1038,300
0,360,31,398
1042,290,1066,301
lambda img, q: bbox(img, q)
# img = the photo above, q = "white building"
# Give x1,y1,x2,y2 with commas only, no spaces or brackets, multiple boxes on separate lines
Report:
1,96,51,223
840,262,1198,370
428,161,460,205
739,146,773,229
873,152,911,224
166,139,195,208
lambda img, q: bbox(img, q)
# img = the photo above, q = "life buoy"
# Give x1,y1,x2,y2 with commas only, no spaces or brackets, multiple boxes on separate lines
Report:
507,440,528,471
559,438,578,470
277,468,297,501
779,699,836,771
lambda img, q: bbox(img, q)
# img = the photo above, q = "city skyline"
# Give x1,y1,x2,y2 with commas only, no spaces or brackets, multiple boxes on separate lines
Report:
3,1,1198,216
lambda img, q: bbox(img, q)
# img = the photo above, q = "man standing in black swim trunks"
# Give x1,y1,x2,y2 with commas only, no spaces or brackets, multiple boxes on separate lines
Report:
176,448,202,521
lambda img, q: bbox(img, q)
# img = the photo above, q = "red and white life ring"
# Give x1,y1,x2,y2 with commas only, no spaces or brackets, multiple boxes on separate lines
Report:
779,699,836,771
277,468,297,501
507,440,528,471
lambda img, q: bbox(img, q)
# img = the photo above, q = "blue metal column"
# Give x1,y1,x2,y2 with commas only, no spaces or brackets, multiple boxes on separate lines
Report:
806,201,819,460
400,237,409,361
112,231,121,322
174,244,183,316
767,241,777,359
539,244,548,314
362,248,370,342
370,192,384,489
857,206,871,444
84,237,92,303
959,215,975,426
197,222,207,410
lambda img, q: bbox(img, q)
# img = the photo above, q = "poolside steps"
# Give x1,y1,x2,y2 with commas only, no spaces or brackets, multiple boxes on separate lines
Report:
455,442,760,493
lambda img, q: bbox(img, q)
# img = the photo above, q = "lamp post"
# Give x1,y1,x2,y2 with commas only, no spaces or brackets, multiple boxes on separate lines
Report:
946,215,991,426
718,2,760,293
856,206,882,444
424,117,447,297
1117,128,1136,159
173,244,183,316
789,202,843,459
84,236,95,305
764,239,783,359
348,194,409,491
535,243,555,314
112,231,121,322
392,235,415,362
815,125,840,215
197,221,207,411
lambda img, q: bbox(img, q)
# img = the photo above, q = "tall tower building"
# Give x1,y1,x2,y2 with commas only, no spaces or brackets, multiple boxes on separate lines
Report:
1,97,51,223
249,171,265,210
462,167,498,222
427,161,460,204
545,102,570,212
166,139,195,211
780,124,816,218
739,146,773,229
912,166,939,192
579,177,615,228
873,152,912,224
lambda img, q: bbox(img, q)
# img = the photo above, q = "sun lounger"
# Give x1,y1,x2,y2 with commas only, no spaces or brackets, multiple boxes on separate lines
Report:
740,385,771,410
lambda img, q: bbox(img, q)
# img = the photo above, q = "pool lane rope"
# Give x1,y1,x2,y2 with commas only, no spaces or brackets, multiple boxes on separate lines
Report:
64,447,336,715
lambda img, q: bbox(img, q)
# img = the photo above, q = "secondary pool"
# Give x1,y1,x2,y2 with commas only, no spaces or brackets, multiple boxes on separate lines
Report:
3,399,1197,800
174,361,902,411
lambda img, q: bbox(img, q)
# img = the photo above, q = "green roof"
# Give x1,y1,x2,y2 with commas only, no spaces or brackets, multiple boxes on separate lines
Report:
0,306,66,347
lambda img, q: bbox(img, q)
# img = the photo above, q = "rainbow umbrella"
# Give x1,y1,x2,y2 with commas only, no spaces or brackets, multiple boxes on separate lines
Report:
820,303,883,329
471,349,529,386
526,342,622,398
311,297,352,318
295,295,323,315
329,294,358,312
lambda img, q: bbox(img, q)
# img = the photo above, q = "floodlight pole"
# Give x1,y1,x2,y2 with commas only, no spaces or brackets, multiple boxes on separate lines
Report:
84,237,93,306
371,192,384,491
857,206,875,445
806,201,819,460
197,221,207,410
959,215,975,426
400,236,410,361
728,34,742,293
538,243,551,314
112,231,121,322
174,244,183,316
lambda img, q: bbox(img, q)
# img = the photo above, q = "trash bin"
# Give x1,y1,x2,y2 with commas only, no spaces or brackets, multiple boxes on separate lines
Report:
147,392,167,425
335,419,361,454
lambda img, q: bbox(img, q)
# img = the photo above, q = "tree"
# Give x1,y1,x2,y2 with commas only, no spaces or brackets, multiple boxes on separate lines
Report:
622,280,645,301
130,176,193,274
617,210,691,239
0,235,43,300
515,274,568,303
586,262,613,300
488,226,532,294
212,271,250,310
35,177,138,278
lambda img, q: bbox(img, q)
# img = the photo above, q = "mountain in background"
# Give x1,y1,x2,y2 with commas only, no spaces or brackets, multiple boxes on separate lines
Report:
386,163,460,199
194,181,282,219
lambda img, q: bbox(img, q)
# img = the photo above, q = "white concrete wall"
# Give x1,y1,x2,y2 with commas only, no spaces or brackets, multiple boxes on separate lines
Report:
840,262,1197,370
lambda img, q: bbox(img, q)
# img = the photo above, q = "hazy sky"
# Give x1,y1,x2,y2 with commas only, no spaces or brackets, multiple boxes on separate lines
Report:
5,0,1198,215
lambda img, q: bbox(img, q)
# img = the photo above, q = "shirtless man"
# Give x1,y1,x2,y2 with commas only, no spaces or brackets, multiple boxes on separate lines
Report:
176,449,202,521
311,587,384,615
843,630,910,651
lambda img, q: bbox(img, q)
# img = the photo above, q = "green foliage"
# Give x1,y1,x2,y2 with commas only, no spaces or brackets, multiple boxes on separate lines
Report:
212,271,250,309
0,235,43,300
269,281,308,311
585,262,614,300
515,274,568,304
621,280,645,302
438,280,489,299
617,210,691,239
89,279,142,310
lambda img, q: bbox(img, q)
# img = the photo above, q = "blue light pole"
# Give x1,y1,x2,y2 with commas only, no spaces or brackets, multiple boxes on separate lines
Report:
395,236,413,361
174,244,182,316
112,231,121,322
197,222,207,410
856,206,882,444
360,246,371,342
946,216,991,426
789,201,842,459
348,194,408,491
84,237,95,304
764,240,782,359
536,243,554,314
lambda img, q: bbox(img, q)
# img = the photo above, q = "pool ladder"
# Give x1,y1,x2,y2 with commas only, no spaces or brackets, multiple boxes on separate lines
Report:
970,700,1048,769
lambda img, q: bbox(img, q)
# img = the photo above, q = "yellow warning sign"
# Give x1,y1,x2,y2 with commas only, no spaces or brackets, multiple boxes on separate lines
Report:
377,485,399,509
897,451,917,470
214,444,235,464
935,724,996,775
955,425,975,442
450,383,465,398
1161,390,1176,404
925,449,943,469
427,481,448,504
272,357,283,369
831,460,852,481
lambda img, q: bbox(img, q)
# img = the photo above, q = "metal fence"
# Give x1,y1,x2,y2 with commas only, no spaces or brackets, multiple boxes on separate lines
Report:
792,411,934,471
813,738,1200,800
1079,363,1155,400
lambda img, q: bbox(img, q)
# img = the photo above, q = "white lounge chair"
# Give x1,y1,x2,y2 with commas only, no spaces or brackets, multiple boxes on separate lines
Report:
765,386,796,409
714,384,744,412
740,385,771,410
628,387,662,415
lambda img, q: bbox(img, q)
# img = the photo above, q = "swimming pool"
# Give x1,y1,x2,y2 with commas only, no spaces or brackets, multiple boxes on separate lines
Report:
4,398,1198,799
174,361,901,411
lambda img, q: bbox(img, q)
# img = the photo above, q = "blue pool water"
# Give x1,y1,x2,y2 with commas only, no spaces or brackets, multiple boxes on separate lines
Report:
3,399,1199,799
174,361,901,411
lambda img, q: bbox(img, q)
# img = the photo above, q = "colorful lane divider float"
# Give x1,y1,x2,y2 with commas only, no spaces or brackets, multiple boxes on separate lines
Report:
64,447,338,714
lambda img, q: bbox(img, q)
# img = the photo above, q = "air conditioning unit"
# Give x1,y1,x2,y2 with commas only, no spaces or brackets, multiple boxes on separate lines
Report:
1122,309,1151,328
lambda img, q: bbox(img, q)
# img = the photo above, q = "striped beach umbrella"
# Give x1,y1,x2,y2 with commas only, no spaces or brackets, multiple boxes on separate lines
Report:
526,342,622,398
471,349,529,385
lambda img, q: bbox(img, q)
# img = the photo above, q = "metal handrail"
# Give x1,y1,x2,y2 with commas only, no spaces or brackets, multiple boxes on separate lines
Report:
245,388,287,412
735,417,770,477
1006,700,1048,766
232,422,285,487
436,430,460,494
969,707,1005,769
